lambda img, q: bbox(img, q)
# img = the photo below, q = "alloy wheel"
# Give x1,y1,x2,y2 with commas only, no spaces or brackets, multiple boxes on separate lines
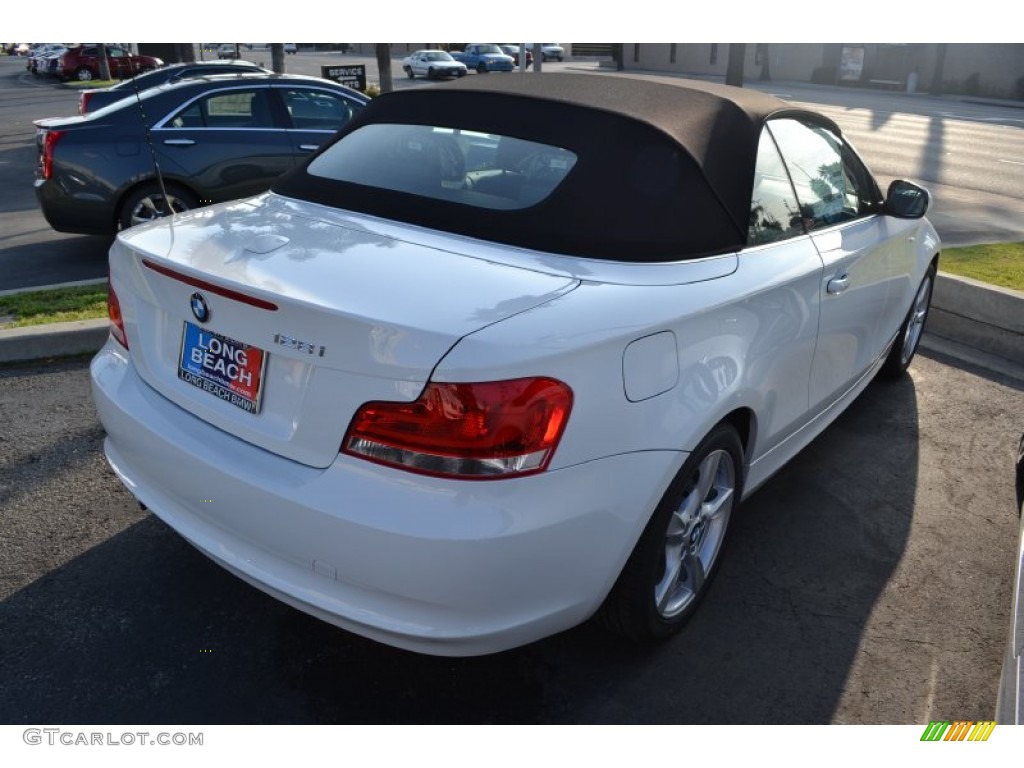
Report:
900,271,933,366
655,448,736,619
128,192,191,227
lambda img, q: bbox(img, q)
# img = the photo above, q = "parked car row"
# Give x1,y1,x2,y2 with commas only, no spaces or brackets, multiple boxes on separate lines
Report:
25,43,164,81
408,44,561,78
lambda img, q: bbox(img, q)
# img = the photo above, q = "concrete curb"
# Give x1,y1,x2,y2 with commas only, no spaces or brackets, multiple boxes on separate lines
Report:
0,273,1021,372
0,319,109,364
929,272,1024,365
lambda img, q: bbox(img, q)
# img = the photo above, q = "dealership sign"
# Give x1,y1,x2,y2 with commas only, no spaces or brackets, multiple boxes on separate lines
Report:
320,65,367,91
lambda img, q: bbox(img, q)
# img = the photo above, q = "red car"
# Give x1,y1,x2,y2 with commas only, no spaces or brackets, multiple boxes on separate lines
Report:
57,45,163,82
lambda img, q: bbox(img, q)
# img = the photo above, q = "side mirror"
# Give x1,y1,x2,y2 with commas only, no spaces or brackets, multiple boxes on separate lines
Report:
885,180,930,219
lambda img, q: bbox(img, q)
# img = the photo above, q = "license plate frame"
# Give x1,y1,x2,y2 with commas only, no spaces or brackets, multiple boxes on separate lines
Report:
178,322,268,414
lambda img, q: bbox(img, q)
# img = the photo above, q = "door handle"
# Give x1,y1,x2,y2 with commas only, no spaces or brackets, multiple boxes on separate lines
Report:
298,144,320,152
162,138,195,146
827,274,850,295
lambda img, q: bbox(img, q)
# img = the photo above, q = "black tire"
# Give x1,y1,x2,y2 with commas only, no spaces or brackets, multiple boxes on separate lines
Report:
878,262,936,380
598,422,744,642
427,67,435,80
476,63,487,74
404,66,414,79
74,66,93,82
118,183,198,231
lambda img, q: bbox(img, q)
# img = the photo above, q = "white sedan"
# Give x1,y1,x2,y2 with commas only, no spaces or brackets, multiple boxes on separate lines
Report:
402,50,467,79
91,74,940,656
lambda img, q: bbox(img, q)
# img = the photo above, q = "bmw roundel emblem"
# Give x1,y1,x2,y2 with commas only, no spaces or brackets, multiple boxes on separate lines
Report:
190,292,210,323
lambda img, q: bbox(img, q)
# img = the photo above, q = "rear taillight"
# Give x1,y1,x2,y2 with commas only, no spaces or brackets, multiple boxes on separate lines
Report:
78,91,93,115
108,279,128,349
343,377,573,480
39,130,65,180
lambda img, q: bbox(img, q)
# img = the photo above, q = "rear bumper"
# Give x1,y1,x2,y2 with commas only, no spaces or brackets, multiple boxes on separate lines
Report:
35,178,116,235
91,341,682,655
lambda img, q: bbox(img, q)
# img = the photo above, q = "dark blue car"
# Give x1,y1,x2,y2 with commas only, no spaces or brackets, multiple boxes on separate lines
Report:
35,73,368,234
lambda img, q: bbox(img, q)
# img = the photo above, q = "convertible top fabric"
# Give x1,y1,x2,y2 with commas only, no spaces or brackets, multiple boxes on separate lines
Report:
272,73,839,261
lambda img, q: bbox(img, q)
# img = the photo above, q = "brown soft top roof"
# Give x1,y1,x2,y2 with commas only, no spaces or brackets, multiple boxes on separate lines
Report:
274,73,839,261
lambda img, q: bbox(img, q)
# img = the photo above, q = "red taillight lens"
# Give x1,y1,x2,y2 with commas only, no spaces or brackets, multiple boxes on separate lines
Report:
108,279,128,349
79,91,93,115
39,129,65,180
343,377,573,479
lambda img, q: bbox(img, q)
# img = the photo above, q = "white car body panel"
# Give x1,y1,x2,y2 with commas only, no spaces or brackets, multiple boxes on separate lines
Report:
113,196,578,468
438,233,825,471
809,216,919,409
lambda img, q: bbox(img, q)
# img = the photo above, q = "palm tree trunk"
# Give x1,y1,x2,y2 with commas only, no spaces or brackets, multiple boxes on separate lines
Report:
270,44,285,74
375,44,393,93
97,44,112,80
726,43,745,87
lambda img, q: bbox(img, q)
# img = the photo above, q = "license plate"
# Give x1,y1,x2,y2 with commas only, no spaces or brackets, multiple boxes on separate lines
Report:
178,322,267,414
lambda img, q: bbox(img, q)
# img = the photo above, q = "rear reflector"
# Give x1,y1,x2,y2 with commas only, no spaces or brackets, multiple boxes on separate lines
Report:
343,377,573,479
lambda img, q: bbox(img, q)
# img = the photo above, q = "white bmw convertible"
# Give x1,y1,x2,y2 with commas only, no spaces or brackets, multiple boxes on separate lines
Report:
91,74,940,655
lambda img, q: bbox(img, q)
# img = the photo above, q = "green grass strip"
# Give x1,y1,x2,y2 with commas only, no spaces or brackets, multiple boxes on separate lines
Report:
940,242,1024,292
0,284,108,329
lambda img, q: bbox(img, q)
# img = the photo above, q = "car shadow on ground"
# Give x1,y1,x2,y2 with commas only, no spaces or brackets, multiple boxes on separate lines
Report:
0,374,919,724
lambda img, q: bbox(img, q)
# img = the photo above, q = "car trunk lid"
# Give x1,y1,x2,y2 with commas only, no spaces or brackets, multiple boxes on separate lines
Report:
111,196,580,469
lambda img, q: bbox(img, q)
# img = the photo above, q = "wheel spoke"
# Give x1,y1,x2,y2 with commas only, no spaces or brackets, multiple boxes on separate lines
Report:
655,546,684,614
696,451,722,501
666,509,687,542
681,548,706,596
702,486,734,522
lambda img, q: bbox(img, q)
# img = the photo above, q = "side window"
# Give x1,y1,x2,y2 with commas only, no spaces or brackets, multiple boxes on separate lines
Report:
749,126,805,245
167,89,275,129
282,89,355,131
767,118,875,230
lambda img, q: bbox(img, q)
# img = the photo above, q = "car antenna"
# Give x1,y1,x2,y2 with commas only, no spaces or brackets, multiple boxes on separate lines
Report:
123,50,175,228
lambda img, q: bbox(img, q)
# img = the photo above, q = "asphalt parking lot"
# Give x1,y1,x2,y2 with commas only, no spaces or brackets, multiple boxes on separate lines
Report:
1,349,1021,723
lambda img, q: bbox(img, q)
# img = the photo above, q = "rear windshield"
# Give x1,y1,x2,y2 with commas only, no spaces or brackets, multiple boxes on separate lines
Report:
273,88,742,261
306,124,578,211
